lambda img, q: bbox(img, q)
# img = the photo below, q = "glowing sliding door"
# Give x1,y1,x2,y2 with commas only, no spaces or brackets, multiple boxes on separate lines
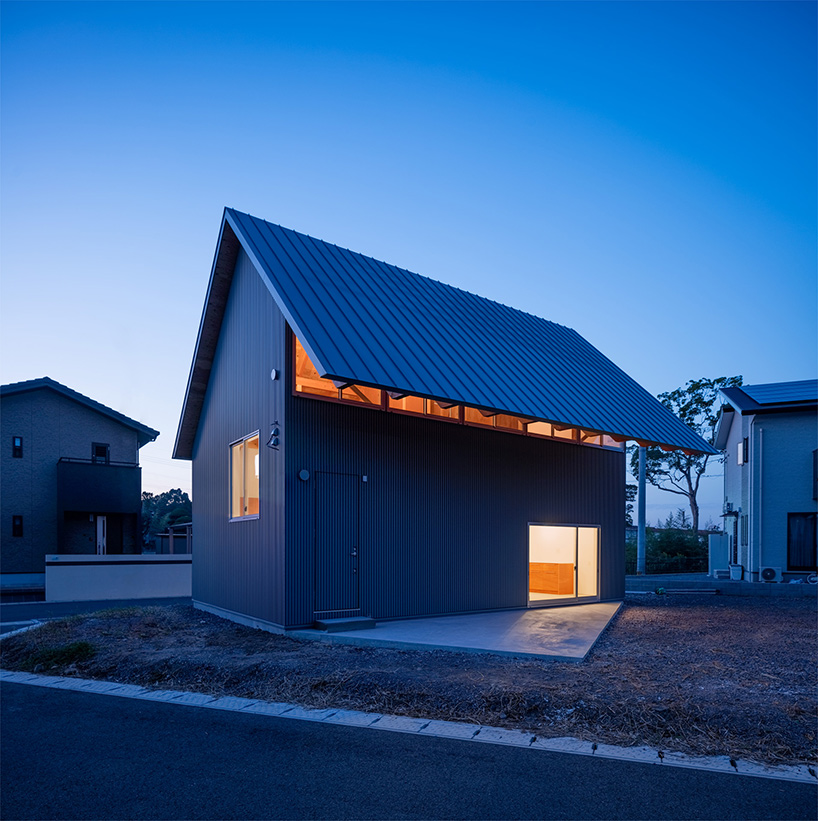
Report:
528,525,599,603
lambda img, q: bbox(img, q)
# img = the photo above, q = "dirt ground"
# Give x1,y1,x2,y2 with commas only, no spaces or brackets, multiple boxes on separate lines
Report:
1,594,815,766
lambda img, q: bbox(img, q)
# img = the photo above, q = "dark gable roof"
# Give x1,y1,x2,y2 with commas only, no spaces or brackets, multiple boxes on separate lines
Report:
1,377,159,448
720,380,818,416
174,208,715,459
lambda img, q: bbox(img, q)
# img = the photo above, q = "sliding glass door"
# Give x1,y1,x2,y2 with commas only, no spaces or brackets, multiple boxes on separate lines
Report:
528,524,599,604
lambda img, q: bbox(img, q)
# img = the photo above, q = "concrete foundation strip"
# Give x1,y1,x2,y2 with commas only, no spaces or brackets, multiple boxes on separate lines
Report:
1,669,814,784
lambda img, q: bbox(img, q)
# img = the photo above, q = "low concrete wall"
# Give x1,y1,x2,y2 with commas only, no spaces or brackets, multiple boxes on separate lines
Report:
625,575,817,598
45,555,191,602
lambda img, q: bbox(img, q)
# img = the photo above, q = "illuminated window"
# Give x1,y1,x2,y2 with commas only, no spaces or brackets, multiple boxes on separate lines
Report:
294,336,337,398
388,394,425,414
494,414,526,432
580,431,602,446
464,407,494,426
527,422,553,438
601,435,623,449
341,384,382,405
427,400,459,420
294,335,382,406
230,433,259,520
552,426,577,441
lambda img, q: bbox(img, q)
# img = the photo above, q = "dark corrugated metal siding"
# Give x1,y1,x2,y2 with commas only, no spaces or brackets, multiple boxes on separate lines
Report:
190,248,625,631
191,249,287,626
315,472,360,612
285,381,624,628
226,208,712,453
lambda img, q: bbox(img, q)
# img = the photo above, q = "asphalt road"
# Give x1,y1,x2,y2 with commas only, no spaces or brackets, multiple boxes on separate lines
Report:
1,683,814,820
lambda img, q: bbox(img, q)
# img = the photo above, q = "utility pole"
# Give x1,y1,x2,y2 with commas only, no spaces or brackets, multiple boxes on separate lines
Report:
637,446,646,575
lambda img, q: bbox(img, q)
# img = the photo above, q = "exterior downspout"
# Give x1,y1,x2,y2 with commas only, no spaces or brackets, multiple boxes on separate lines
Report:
637,446,646,575
749,417,763,580
757,426,764,574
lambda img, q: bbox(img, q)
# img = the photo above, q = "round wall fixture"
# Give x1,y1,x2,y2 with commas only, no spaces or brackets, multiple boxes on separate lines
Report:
270,369,278,381
298,469,310,482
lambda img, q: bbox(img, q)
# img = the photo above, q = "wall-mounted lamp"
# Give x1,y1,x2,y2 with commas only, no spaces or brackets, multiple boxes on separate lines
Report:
267,421,281,450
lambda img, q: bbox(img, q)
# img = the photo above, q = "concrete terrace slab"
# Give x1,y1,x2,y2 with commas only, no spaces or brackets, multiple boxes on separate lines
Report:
290,602,621,661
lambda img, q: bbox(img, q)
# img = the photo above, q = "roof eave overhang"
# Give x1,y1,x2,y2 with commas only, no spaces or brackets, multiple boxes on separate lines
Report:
173,213,242,460
309,367,717,455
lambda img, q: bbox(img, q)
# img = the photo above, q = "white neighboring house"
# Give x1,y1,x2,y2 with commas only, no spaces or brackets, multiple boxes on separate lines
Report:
713,380,817,582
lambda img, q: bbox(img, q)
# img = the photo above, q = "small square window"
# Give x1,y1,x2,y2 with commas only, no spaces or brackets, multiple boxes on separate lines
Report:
92,443,110,464
12,515,23,537
12,436,22,458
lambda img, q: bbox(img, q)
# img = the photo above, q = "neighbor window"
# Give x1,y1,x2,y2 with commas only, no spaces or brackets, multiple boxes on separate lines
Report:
12,515,23,537
787,513,817,571
737,437,749,466
92,443,110,464
12,436,22,458
230,433,260,519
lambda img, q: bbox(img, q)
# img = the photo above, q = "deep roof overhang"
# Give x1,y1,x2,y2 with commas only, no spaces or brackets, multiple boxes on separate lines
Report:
174,209,717,459
1,377,159,448
713,406,735,451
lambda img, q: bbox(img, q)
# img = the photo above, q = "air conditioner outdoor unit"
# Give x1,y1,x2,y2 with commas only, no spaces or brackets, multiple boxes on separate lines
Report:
759,566,782,583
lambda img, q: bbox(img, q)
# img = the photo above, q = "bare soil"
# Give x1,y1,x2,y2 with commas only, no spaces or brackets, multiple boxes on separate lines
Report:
2,595,815,766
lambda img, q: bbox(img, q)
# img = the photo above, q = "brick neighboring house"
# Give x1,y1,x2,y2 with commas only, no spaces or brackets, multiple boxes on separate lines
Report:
1,377,159,596
714,379,817,581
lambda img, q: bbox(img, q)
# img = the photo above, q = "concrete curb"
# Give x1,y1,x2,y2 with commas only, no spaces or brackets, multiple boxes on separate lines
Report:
0,621,44,639
1,669,815,785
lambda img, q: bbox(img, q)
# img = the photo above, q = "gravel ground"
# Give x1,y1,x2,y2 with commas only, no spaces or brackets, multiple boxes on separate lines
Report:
1,594,815,766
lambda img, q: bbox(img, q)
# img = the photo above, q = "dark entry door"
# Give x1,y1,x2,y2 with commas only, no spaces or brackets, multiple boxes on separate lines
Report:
315,472,360,612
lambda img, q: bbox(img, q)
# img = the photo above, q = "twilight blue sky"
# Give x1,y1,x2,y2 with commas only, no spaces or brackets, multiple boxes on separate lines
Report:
1,1,815,524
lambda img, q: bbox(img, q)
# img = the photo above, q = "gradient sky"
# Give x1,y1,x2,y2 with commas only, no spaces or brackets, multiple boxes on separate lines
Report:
2,1,815,525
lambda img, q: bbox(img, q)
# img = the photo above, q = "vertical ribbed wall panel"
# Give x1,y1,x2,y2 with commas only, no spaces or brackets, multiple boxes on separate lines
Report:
191,249,286,626
191,254,624,630
285,388,625,627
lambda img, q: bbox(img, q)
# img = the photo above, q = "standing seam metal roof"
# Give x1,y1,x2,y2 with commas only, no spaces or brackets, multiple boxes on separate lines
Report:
212,209,712,454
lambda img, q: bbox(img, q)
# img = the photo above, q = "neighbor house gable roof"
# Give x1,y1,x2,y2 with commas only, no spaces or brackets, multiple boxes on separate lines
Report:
174,208,715,459
720,380,818,417
1,377,159,448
